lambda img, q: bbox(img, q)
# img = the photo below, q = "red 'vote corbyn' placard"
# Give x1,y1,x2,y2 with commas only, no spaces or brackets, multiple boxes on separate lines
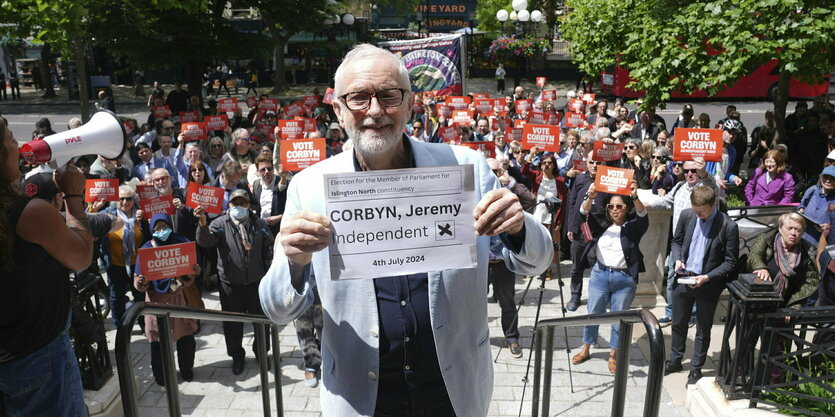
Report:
594,166,634,196
181,122,208,141
85,179,119,202
139,194,176,216
564,112,586,128
592,141,625,161
460,141,495,159
521,124,560,152
279,120,305,139
205,115,229,131
138,242,197,281
186,182,224,214
673,128,723,162
281,138,326,171
217,98,238,112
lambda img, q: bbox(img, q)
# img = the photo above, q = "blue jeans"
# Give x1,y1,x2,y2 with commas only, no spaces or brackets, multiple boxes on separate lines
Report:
0,317,86,417
583,264,637,348
108,265,141,328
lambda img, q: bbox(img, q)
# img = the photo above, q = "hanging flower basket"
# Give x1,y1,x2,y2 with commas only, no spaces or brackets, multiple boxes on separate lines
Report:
488,35,550,58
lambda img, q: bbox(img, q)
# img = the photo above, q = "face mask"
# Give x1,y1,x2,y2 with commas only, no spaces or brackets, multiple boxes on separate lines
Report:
153,228,173,242
230,206,249,221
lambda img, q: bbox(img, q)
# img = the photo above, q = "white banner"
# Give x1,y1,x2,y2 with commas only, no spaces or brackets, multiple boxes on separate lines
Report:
324,165,477,280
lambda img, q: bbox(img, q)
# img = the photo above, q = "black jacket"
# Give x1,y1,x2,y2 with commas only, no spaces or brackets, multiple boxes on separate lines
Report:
579,209,649,281
251,177,288,235
671,209,739,291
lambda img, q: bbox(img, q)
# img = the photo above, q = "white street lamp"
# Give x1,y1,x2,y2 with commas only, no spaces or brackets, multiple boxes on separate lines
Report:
342,13,355,25
531,10,543,22
511,0,528,12
509,11,518,21
496,9,509,22
518,9,530,22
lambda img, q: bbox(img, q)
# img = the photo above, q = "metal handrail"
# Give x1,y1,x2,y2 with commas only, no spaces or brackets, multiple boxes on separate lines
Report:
115,302,284,417
531,309,665,417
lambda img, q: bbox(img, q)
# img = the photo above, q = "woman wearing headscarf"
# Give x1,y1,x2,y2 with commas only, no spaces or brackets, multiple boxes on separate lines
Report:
134,214,200,386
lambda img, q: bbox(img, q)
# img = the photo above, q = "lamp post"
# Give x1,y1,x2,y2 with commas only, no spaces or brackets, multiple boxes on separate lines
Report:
497,0,544,87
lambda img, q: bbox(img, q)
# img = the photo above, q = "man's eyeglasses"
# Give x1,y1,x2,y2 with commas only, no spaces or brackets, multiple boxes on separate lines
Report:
340,88,408,111
684,168,698,174
822,176,835,184
607,204,626,211
152,176,170,183
162,126,175,130
579,142,590,146
588,160,603,165
258,167,273,173
119,197,133,202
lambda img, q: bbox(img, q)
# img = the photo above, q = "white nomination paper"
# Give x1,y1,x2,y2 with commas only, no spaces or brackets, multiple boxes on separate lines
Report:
324,164,477,280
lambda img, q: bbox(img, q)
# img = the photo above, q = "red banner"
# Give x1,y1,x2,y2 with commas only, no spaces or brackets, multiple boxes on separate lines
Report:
595,166,634,196
459,141,495,159
138,242,197,281
284,102,305,117
505,127,523,143
280,138,326,171
438,126,460,144
84,179,119,202
582,93,596,104
592,142,625,161
564,112,586,128
474,99,493,115
513,119,528,129
136,184,159,201
181,122,209,141
260,98,279,111
536,77,547,87
472,93,489,100
139,194,176,216
303,95,319,108
322,87,335,105
452,110,474,126
152,106,171,119
279,120,305,140
217,98,238,113
568,98,587,113
205,114,229,131
542,90,557,101
186,182,224,214
179,111,199,123
673,128,723,162
573,159,588,172
521,124,560,152
445,96,471,110
438,104,452,118
294,116,317,133
255,123,277,142
528,111,559,126
514,99,532,113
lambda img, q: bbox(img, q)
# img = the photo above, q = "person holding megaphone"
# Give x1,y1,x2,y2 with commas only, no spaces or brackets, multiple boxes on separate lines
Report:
0,115,93,416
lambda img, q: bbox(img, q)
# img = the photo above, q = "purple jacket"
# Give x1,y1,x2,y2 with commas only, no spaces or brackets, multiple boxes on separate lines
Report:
744,168,795,206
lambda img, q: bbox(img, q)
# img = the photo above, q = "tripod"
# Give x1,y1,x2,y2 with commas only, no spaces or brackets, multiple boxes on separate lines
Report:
489,197,575,416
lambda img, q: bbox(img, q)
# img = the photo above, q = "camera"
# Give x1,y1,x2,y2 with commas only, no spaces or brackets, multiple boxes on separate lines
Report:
543,196,561,214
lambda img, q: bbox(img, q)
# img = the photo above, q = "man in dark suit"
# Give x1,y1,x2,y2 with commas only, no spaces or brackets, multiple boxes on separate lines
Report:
665,185,739,385
130,142,177,182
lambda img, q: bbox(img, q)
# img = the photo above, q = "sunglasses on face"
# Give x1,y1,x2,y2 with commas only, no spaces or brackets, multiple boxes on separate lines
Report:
541,161,554,165
822,176,835,183
119,197,133,202
684,168,698,174
588,160,603,165
651,155,665,160
607,204,626,210
625,145,637,150
191,168,205,173
827,158,835,164
211,144,223,148
258,167,274,173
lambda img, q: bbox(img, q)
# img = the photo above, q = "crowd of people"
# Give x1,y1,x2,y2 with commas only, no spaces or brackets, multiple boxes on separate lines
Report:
1,41,834,415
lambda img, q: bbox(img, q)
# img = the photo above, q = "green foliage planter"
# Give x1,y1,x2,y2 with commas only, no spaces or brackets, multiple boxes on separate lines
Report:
764,356,835,416
488,35,550,59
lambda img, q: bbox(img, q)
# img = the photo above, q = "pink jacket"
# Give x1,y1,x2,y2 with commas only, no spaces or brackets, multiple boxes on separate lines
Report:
744,168,795,206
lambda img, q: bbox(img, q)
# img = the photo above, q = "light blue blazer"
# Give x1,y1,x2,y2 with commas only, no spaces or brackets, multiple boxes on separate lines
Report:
259,138,553,417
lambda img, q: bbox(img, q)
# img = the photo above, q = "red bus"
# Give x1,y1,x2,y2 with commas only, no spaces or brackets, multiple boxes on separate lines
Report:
600,60,829,100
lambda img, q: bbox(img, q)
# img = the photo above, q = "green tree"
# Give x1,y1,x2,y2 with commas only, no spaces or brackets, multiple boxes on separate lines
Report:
0,0,213,120
561,0,835,141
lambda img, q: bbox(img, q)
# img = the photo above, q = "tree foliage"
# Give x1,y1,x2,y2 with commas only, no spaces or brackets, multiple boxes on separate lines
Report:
561,0,835,109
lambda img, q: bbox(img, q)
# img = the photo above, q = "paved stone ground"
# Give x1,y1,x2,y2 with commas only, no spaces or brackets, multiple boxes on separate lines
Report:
102,260,702,417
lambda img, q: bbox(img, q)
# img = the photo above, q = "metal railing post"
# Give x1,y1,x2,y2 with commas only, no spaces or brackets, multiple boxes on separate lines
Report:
115,315,139,417
271,325,284,417
541,326,555,417
612,320,631,417
157,315,182,417
640,310,665,417
532,328,542,417
255,323,271,417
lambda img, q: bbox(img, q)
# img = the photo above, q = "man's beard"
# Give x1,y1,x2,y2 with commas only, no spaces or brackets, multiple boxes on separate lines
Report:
345,117,403,156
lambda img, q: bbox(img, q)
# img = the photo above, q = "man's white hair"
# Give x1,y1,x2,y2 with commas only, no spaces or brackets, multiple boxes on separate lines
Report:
231,128,249,142
334,44,411,96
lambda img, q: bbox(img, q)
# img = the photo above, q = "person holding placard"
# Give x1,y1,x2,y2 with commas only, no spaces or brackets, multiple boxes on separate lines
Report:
565,156,605,311
572,180,648,373
134,213,200,386
258,44,552,417
650,147,675,195
620,138,651,189
101,185,148,329
0,116,92,416
495,63,506,94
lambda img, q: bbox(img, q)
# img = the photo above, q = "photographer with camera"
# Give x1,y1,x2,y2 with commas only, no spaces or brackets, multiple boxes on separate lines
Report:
0,116,93,416
572,180,648,374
